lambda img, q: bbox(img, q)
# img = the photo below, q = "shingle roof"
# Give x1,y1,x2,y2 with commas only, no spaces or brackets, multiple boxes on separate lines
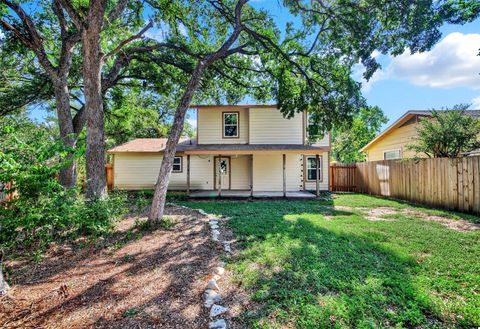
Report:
107,138,192,153
107,138,329,154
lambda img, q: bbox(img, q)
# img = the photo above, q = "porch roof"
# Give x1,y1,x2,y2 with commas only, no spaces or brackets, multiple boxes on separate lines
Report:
107,138,329,155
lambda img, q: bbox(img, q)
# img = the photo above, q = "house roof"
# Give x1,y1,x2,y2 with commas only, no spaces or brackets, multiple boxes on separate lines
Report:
360,109,480,152
108,138,329,154
107,138,192,153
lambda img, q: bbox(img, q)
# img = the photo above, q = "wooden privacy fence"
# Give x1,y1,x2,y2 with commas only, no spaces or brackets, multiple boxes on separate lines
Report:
329,163,356,192
355,157,480,215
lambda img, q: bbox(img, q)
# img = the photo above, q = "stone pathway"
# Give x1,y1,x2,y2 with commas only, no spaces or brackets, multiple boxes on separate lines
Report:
195,208,233,329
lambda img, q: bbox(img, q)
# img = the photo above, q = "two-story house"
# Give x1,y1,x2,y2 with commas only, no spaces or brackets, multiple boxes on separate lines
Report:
107,105,330,197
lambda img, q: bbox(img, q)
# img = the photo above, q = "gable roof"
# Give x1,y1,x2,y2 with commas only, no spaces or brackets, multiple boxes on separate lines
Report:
360,110,480,152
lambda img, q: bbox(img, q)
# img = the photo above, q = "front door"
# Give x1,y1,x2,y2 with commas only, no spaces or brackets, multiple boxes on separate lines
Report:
214,157,230,190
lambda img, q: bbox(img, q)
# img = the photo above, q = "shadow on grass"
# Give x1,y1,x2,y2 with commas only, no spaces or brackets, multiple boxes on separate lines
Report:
1,206,215,328
188,200,444,328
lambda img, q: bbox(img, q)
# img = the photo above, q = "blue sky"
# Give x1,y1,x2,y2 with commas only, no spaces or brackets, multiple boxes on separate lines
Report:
250,1,480,128
25,2,480,130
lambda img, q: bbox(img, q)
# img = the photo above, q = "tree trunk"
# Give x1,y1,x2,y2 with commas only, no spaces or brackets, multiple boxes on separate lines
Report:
0,250,9,296
149,63,207,221
82,4,107,200
53,82,77,188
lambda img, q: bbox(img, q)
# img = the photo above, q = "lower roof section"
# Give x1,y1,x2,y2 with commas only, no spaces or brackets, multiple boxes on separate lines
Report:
107,138,329,155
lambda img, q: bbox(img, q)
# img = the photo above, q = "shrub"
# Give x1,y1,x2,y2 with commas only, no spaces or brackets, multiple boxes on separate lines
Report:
0,117,128,254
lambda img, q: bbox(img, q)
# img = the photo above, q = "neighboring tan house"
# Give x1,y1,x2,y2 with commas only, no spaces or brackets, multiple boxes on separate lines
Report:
361,110,480,161
107,105,330,197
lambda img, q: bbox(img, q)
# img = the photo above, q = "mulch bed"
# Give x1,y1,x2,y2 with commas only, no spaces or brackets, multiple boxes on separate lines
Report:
0,205,221,328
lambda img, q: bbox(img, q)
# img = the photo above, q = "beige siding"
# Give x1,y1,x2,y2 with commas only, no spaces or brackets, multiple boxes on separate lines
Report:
114,153,214,190
364,123,421,161
190,155,214,190
230,155,251,190
252,154,303,191
304,151,330,191
312,132,330,147
197,108,249,144
249,107,303,144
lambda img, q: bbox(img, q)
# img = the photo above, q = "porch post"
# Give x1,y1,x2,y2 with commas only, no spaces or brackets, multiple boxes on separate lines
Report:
186,155,190,195
218,154,222,197
316,154,320,197
283,154,286,198
250,154,254,197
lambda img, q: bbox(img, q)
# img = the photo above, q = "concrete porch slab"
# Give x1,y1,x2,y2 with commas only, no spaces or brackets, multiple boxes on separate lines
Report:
188,190,316,199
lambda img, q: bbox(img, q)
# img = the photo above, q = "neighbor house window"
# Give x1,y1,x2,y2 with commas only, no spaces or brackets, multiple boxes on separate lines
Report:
306,156,322,181
383,149,401,160
172,156,183,172
223,112,239,138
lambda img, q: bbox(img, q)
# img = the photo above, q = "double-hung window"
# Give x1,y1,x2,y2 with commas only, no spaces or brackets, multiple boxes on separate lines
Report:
172,156,182,172
306,156,322,181
223,112,239,138
383,149,401,160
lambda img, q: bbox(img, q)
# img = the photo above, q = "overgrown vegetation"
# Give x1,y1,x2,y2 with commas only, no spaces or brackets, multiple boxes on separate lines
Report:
184,195,480,328
0,116,127,254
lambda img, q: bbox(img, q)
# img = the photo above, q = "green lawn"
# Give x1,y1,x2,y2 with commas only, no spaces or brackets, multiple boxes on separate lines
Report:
183,194,480,328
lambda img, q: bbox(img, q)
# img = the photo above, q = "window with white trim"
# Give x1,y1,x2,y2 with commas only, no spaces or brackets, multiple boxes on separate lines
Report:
306,156,322,181
383,150,401,160
223,112,239,138
172,156,182,172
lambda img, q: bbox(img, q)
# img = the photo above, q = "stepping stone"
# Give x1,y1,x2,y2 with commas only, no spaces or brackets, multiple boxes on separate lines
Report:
215,266,225,276
210,224,219,229
198,209,208,215
210,304,228,317
207,279,219,290
209,319,227,329
223,242,231,253
204,289,221,308
212,274,221,281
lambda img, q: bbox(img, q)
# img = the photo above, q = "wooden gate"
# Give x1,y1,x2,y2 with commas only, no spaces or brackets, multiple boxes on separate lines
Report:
330,163,356,192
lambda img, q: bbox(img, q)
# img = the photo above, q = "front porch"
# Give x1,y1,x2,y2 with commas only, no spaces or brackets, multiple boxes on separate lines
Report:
188,190,316,199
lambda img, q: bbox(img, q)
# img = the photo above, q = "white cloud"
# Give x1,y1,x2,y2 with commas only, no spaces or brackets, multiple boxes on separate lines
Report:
471,96,480,109
361,32,480,91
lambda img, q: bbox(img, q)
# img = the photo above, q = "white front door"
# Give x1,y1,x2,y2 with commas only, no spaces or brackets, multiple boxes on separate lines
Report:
215,157,230,190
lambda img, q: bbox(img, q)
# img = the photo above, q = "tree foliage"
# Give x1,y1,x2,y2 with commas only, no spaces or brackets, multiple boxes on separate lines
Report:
331,106,388,163
407,105,480,158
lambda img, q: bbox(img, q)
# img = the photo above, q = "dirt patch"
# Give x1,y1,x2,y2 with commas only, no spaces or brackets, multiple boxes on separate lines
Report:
363,207,399,221
0,205,219,328
205,215,251,329
400,209,480,232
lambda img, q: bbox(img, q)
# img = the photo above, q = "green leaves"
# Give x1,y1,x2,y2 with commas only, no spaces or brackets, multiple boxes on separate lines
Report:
407,105,480,158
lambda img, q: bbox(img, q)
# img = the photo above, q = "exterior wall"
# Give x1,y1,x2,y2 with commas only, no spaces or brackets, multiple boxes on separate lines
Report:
252,154,304,191
304,151,330,191
197,107,249,144
312,132,330,147
364,122,421,161
230,155,251,190
113,153,214,190
249,107,303,144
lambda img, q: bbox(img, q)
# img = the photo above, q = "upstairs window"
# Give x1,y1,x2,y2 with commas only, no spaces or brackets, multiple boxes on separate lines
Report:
384,149,401,160
223,112,239,138
172,156,182,172
306,156,322,181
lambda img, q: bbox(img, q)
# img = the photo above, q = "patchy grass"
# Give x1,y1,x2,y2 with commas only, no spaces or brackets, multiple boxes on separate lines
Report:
183,194,480,328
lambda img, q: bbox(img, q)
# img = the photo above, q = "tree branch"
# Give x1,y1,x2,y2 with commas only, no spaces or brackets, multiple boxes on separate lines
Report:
103,21,153,60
